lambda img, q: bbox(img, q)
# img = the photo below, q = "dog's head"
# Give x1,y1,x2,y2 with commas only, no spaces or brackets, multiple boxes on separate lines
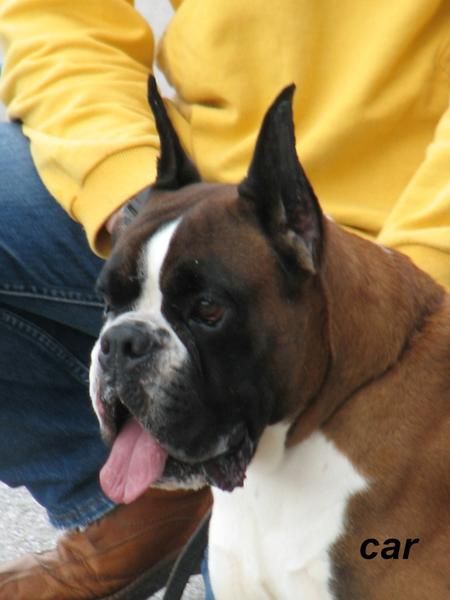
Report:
90,78,327,502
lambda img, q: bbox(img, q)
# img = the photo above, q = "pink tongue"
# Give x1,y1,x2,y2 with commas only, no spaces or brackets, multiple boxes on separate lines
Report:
100,418,168,504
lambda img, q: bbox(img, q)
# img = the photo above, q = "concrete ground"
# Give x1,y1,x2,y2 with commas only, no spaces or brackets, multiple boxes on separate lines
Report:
0,483,58,561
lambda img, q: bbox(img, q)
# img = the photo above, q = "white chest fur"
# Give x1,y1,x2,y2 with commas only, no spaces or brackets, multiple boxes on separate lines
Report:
209,425,367,600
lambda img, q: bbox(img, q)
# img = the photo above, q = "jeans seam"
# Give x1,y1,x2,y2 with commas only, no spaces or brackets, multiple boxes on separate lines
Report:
0,308,90,386
0,286,102,307
48,490,116,529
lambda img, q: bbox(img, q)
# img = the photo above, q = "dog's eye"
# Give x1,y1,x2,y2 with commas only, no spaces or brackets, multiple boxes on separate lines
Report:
191,298,225,327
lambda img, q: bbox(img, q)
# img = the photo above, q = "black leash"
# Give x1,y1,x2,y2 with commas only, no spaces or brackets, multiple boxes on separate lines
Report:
162,508,212,600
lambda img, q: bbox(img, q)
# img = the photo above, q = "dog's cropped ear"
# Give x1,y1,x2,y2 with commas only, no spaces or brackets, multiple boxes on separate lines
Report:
238,85,323,275
148,75,201,190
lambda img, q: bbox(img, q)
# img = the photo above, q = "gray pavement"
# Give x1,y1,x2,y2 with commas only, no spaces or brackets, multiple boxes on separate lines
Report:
0,482,58,561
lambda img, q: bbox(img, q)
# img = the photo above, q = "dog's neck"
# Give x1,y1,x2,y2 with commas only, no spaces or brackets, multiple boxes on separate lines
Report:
287,219,445,445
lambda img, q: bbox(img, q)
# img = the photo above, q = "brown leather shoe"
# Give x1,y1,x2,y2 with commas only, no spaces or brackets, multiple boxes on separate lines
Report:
0,487,212,600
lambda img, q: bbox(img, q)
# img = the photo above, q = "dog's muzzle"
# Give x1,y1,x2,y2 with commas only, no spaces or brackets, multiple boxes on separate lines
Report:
98,321,169,372
91,318,255,501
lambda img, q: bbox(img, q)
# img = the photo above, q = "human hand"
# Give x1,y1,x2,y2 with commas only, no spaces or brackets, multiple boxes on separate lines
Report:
105,210,121,235
105,186,152,238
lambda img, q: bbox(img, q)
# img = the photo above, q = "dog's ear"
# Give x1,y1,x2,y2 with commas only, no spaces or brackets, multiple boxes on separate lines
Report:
238,85,323,275
148,76,201,190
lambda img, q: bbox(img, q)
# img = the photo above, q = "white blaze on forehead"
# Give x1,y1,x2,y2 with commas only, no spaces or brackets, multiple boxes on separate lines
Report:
138,218,181,313
90,216,188,422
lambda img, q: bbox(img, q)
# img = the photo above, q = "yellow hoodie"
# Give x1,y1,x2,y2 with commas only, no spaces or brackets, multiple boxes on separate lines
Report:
0,0,449,289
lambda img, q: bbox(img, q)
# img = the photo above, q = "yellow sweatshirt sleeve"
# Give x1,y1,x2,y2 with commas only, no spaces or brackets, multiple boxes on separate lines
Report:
378,100,450,290
0,0,161,256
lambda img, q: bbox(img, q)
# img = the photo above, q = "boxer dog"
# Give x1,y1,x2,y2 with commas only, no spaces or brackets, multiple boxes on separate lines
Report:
90,77,450,599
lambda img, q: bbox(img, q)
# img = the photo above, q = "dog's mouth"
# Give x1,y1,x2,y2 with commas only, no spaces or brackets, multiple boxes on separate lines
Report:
97,394,254,504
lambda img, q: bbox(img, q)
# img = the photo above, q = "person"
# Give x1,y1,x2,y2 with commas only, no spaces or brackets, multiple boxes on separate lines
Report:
0,1,449,598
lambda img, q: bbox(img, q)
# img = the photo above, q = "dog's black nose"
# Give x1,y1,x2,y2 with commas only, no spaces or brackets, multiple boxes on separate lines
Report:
99,322,157,368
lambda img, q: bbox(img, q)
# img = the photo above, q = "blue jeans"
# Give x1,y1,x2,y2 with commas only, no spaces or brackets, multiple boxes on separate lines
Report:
0,121,115,528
